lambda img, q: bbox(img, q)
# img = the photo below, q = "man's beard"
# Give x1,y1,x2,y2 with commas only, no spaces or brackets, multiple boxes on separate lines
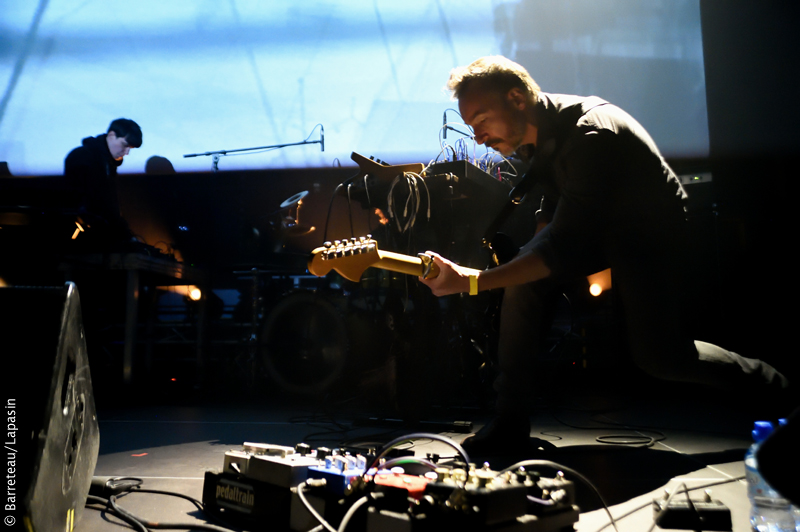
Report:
494,111,528,156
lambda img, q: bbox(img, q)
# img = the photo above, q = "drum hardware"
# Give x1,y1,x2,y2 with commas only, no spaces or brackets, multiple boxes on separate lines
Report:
230,268,296,396
228,267,346,397
278,190,315,237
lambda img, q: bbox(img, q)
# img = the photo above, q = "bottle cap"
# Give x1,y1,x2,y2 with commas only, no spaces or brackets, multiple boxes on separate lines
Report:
752,421,774,442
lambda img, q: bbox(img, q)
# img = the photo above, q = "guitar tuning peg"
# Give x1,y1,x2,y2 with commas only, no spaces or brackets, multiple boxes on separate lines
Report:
323,241,332,248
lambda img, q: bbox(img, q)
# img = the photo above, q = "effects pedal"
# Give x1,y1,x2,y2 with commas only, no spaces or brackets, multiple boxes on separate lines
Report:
363,464,580,532
653,490,732,531
307,452,368,496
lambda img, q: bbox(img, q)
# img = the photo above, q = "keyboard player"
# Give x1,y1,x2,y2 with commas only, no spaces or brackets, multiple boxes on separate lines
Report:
64,118,142,248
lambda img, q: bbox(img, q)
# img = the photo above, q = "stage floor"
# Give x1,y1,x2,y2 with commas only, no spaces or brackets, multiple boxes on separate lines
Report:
76,386,773,532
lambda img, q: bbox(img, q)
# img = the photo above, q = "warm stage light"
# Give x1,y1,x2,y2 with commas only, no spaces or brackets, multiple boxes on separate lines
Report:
375,208,389,225
188,287,202,301
71,221,85,240
587,268,612,296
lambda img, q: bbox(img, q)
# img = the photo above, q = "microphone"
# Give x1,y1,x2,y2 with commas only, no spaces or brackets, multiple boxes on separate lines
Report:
320,125,325,152
443,111,447,140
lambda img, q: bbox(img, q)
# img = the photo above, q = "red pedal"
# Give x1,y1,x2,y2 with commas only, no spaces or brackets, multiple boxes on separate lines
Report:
373,472,430,500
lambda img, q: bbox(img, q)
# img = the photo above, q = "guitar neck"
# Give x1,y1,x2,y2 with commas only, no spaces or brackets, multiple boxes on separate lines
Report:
375,250,439,278
372,250,483,280
308,237,481,283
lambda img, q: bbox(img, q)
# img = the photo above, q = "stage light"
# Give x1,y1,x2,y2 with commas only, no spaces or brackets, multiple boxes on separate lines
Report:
375,208,389,225
188,287,202,301
71,220,85,240
587,268,612,296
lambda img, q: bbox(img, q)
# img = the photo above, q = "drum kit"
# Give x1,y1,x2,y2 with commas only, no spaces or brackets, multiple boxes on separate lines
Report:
232,190,349,398
234,183,491,417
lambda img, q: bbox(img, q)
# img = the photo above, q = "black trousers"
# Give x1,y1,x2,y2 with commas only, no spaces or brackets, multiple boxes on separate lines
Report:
493,219,789,414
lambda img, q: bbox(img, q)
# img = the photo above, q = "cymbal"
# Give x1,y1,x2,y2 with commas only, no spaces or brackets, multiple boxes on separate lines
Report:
283,223,315,237
280,190,309,209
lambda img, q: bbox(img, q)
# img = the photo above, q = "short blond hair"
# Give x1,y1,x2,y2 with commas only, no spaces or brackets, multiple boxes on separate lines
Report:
446,55,540,103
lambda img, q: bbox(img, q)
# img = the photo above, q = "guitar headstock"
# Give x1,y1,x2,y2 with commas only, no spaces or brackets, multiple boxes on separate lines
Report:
308,236,381,282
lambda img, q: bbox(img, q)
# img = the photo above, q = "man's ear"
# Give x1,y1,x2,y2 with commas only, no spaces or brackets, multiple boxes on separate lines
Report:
507,87,527,110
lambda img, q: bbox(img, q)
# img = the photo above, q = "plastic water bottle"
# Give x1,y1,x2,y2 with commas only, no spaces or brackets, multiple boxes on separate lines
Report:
746,421,795,532
778,419,800,532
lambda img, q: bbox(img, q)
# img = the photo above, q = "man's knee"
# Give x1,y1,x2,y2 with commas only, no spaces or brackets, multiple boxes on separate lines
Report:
629,340,698,383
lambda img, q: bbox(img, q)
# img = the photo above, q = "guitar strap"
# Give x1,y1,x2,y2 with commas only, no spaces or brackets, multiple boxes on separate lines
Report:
480,137,558,249
481,96,609,251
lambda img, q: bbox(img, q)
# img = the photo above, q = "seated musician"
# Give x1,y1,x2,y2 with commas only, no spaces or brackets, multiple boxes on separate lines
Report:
64,118,142,247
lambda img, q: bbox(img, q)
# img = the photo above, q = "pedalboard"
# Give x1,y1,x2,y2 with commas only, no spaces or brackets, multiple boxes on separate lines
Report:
202,471,293,530
203,440,581,532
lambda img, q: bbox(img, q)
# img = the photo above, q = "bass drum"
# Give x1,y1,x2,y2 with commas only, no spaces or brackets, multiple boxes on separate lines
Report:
261,290,347,395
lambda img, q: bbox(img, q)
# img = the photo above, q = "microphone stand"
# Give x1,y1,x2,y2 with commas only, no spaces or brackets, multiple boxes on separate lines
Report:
184,131,323,172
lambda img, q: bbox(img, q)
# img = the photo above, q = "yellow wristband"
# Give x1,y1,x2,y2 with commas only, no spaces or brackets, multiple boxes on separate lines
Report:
469,274,479,296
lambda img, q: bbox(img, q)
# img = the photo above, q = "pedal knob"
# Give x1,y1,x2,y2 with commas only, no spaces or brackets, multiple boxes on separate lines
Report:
317,447,331,460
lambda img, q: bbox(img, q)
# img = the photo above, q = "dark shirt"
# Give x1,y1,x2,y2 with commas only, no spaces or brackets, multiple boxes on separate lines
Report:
522,93,688,277
64,134,130,241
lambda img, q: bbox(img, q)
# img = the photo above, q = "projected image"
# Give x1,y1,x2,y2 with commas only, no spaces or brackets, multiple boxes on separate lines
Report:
496,0,709,158
0,0,707,176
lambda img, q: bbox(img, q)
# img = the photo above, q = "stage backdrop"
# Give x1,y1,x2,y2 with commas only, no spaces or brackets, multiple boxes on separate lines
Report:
1,0,708,176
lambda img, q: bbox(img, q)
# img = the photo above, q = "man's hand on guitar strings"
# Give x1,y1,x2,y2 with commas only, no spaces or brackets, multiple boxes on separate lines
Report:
418,251,473,297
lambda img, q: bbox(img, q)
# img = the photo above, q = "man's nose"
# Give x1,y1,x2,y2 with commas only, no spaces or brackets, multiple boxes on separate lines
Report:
123,147,131,156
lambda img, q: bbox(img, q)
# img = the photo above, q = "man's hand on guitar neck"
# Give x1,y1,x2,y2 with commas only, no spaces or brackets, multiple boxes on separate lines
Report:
418,252,481,297
419,249,552,297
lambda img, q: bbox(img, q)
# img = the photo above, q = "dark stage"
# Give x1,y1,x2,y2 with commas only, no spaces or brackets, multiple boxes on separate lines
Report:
78,383,761,532
3,2,800,531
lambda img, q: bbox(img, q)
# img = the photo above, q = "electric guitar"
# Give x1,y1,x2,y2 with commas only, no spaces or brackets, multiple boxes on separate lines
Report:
307,236,443,282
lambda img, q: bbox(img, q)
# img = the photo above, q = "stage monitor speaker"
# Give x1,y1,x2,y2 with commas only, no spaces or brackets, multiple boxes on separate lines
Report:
0,282,99,532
